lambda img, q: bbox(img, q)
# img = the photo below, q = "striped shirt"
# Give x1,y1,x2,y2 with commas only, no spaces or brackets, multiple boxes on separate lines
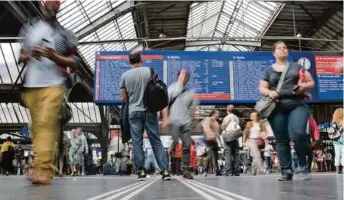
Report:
18,18,80,88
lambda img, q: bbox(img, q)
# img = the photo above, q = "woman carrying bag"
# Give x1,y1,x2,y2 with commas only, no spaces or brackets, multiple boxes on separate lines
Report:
328,108,344,174
258,41,315,181
243,112,266,175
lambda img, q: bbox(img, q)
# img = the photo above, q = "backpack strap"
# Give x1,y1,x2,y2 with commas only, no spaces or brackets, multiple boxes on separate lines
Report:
149,67,158,82
149,67,155,76
168,88,186,110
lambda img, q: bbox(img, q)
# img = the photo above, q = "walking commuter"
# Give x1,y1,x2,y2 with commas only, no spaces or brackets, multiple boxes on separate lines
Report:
18,0,80,184
243,112,266,175
328,108,344,174
0,137,15,176
69,129,82,176
221,105,240,176
162,69,198,179
202,110,222,176
259,41,315,181
120,51,171,181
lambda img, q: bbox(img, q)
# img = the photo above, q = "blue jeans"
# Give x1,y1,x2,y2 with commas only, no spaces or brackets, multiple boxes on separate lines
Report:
291,151,298,171
269,105,309,175
129,111,168,173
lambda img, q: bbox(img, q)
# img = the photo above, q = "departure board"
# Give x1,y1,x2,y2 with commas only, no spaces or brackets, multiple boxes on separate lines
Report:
94,51,343,105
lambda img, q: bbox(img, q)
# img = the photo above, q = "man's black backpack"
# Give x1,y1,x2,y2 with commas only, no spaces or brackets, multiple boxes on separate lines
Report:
143,68,168,112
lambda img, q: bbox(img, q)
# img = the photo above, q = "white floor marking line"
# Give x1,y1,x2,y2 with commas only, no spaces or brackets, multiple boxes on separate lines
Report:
184,180,236,200
187,179,253,200
86,180,148,200
102,180,155,200
177,178,218,200
118,180,158,200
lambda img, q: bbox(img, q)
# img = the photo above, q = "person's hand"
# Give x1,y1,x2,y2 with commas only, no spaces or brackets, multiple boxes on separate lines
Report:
30,46,44,59
293,84,306,95
178,69,188,85
160,119,169,128
41,47,56,60
268,90,279,99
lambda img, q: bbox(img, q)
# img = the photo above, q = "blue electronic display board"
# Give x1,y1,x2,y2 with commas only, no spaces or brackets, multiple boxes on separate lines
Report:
94,51,343,105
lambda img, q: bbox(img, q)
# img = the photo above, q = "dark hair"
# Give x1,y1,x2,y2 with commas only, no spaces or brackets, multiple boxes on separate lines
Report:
128,51,142,65
209,109,219,117
251,112,260,119
272,41,286,52
6,136,12,142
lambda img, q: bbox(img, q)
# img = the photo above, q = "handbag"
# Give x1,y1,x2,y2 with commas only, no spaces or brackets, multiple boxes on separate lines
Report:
222,115,243,142
60,100,72,125
257,138,265,149
254,63,290,119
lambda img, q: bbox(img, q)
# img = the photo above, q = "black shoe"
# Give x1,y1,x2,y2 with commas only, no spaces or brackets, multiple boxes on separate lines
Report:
216,170,222,176
278,173,293,181
183,171,194,179
137,170,147,181
231,173,240,176
162,170,171,180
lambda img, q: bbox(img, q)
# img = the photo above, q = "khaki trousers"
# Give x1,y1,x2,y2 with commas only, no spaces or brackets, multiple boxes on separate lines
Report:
248,139,265,174
23,86,64,170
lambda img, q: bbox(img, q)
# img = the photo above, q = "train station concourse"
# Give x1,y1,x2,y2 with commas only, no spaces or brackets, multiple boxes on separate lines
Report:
0,1,343,200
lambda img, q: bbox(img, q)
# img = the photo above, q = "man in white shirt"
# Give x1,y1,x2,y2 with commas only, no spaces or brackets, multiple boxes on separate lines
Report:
19,0,80,185
221,105,240,176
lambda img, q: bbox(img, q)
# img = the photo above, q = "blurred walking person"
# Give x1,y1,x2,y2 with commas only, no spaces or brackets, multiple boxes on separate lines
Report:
162,69,198,179
243,112,266,175
203,110,222,176
328,108,344,174
69,129,82,176
18,0,80,184
0,137,15,176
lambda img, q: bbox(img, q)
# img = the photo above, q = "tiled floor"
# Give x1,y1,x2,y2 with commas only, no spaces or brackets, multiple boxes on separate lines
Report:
0,173,342,200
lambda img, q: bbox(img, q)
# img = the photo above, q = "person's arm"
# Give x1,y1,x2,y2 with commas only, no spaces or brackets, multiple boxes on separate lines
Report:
19,49,31,64
301,71,315,92
120,74,127,102
120,89,127,103
259,68,279,99
161,107,168,121
243,122,251,143
260,123,268,139
169,82,184,100
294,70,315,95
221,116,229,130
259,80,271,96
0,143,6,153
45,51,77,68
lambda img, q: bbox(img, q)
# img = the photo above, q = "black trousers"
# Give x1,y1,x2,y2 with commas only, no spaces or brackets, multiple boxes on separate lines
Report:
2,152,13,174
169,123,192,170
224,140,240,175
171,157,181,174
204,141,219,173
